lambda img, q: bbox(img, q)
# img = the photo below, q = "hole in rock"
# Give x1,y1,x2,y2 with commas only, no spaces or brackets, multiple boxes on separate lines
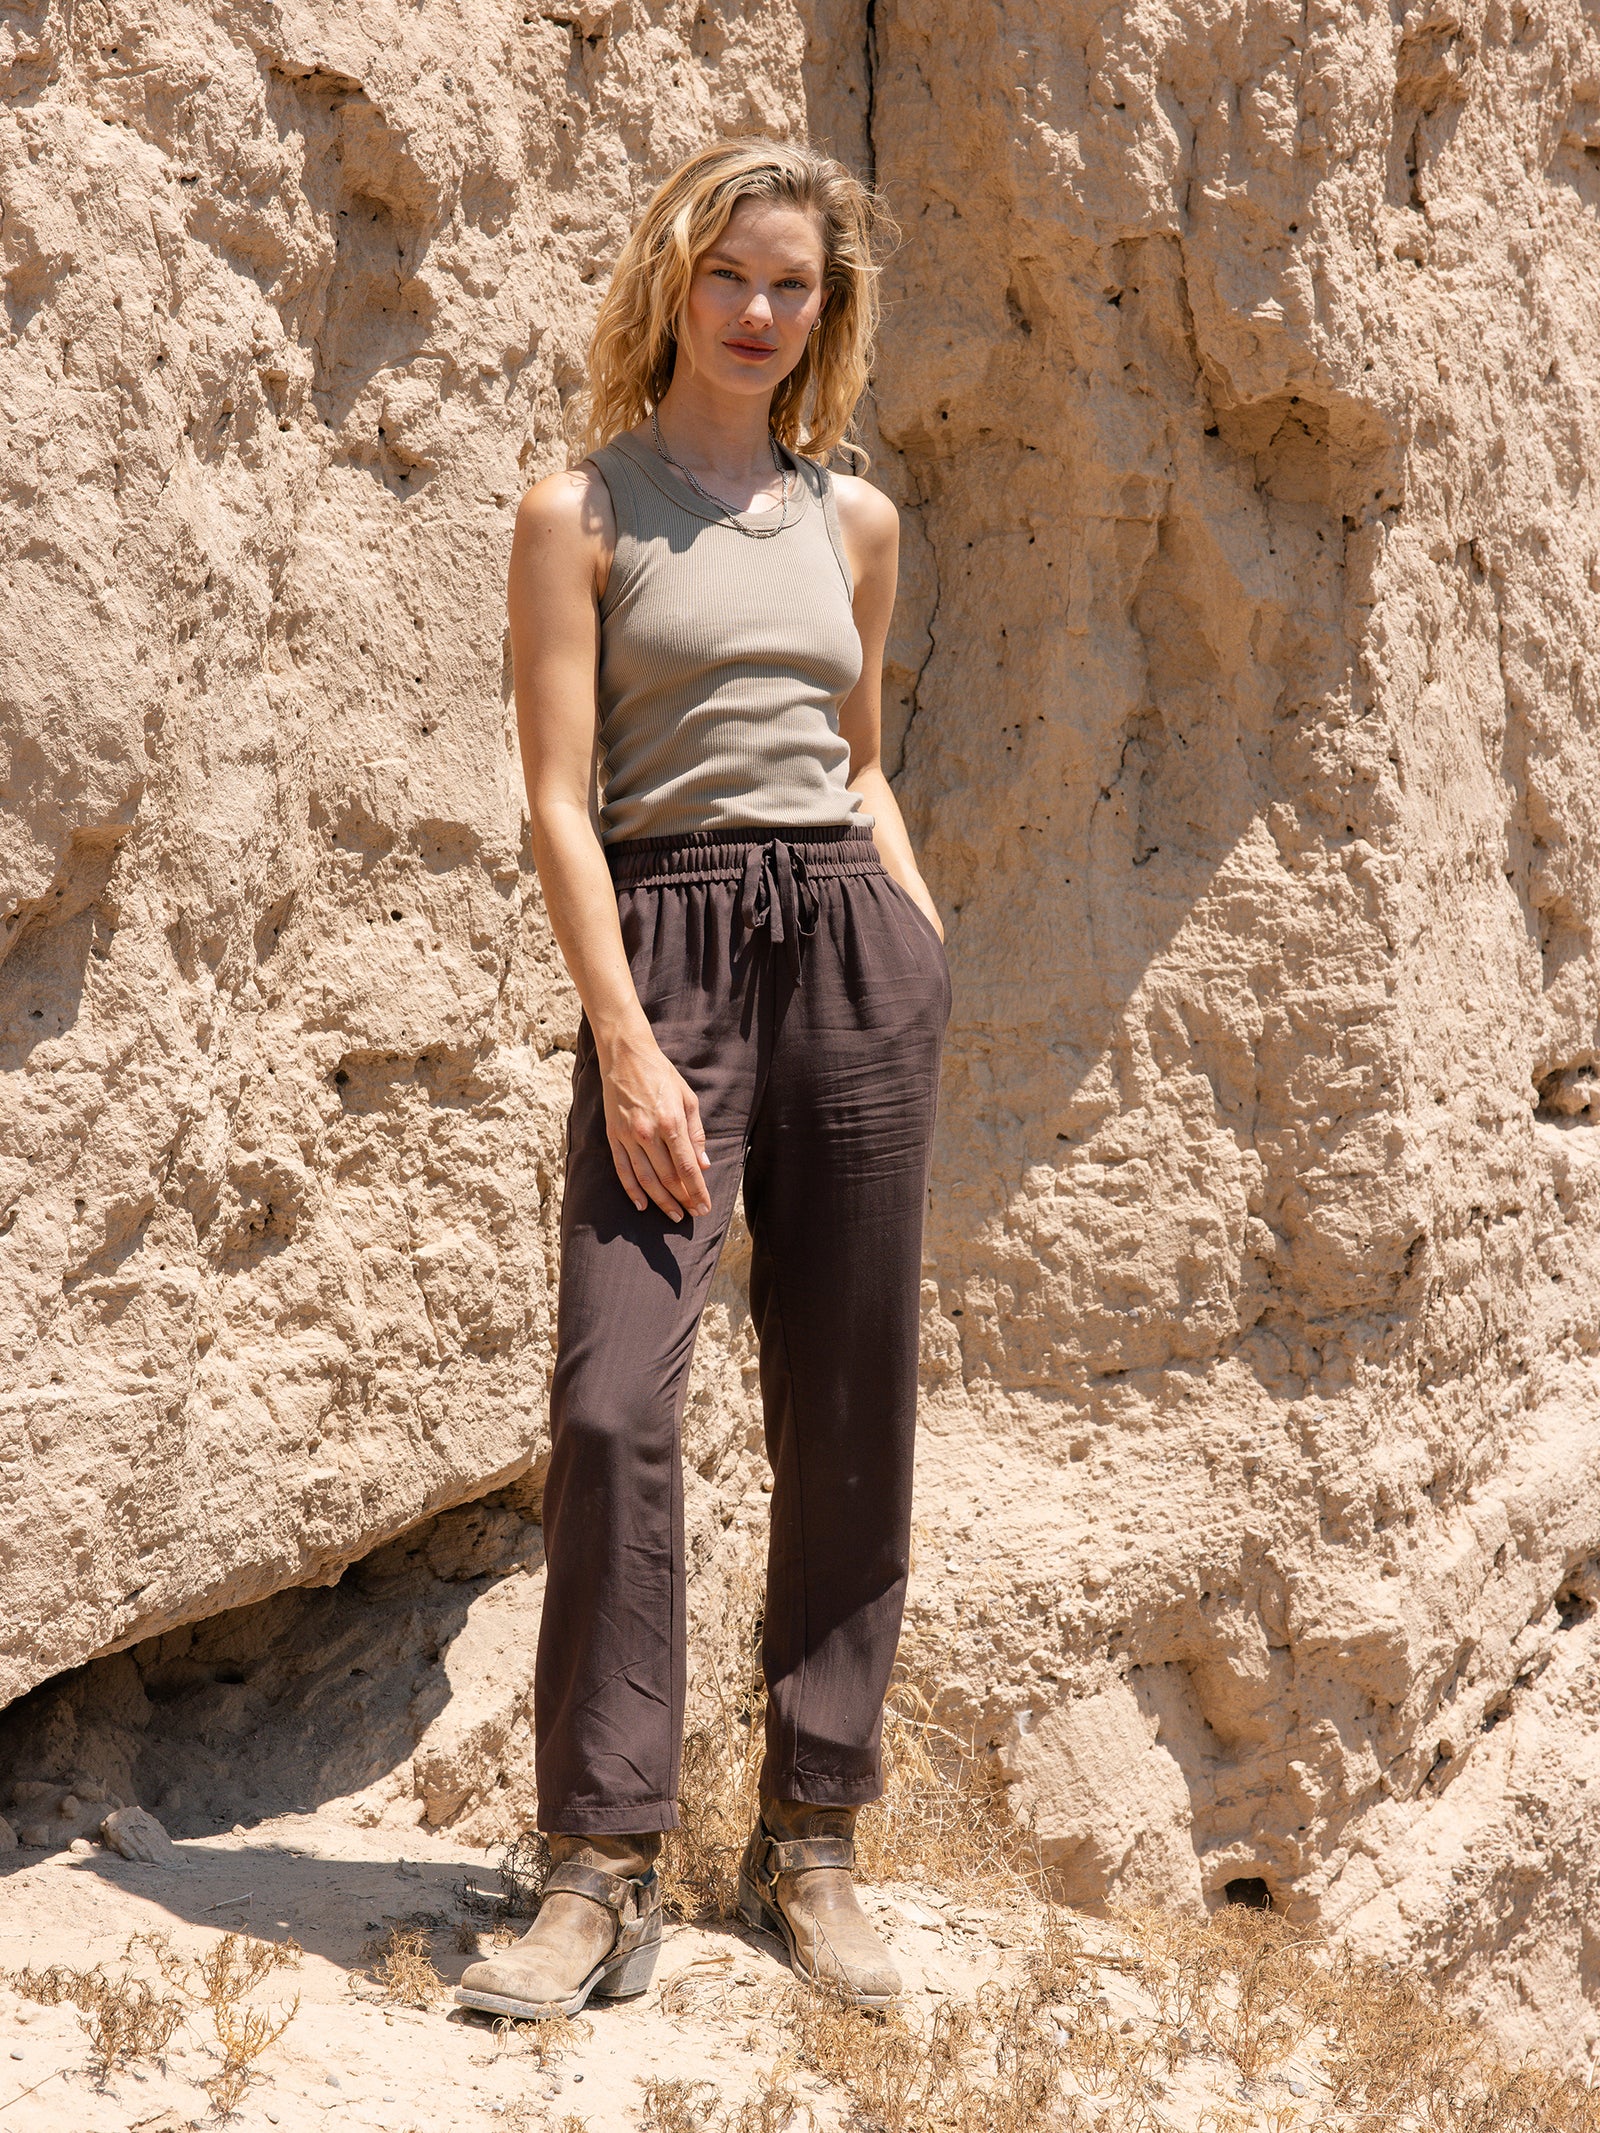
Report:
1535,1062,1599,1122
1224,1876,1274,1911
0,1477,545,1849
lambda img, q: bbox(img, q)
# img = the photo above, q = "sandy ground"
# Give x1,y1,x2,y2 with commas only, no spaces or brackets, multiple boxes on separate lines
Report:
0,1809,1021,2132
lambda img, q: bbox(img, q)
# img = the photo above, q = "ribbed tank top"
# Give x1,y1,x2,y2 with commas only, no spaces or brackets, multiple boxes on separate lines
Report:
587,429,872,846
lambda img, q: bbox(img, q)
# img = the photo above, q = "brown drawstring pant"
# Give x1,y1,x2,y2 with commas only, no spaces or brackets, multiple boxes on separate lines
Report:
533,825,951,1833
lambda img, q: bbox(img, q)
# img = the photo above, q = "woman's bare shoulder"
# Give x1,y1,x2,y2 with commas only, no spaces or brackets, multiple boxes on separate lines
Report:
827,466,899,557
515,460,617,550
827,465,898,536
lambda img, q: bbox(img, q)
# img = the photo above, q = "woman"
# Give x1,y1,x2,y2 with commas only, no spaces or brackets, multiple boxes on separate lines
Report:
457,137,950,2023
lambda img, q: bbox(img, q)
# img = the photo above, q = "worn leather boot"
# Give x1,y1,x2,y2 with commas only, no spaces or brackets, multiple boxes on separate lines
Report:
455,1832,662,2020
737,1798,901,2009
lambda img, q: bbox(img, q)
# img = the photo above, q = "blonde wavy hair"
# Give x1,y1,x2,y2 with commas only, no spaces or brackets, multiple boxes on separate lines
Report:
579,138,892,465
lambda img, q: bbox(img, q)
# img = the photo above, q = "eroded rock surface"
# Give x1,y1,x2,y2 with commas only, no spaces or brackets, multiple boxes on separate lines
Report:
5,0,1600,2073
802,0,1600,2067
0,0,795,1692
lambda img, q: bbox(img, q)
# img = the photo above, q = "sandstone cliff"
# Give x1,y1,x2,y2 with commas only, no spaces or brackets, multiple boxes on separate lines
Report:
4,0,1600,2070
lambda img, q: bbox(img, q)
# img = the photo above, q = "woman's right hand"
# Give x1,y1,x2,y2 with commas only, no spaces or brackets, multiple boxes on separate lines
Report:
598,1024,713,1221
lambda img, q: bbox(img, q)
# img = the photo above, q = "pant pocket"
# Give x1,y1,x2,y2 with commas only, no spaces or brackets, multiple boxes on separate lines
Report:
881,876,952,1024
883,874,947,959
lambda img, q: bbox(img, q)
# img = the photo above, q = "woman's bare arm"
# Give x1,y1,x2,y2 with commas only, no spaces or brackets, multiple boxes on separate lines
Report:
508,468,712,1220
832,475,943,940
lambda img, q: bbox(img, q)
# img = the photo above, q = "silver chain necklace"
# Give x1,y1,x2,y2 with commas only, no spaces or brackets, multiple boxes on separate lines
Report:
650,408,796,538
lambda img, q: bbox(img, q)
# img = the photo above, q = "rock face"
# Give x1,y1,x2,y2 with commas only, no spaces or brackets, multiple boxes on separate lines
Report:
4,0,1600,2072
804,0,1600,2066
0,0,800,1693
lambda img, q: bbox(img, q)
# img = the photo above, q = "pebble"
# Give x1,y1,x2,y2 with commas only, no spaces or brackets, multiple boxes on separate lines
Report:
9,2050,21,2061
68,1837,94,1855
397,1859,422,1878
327,2074,342,2088
1289,2079,1308,2096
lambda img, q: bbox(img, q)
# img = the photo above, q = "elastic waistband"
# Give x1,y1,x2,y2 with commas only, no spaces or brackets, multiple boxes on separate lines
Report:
606,823,882,889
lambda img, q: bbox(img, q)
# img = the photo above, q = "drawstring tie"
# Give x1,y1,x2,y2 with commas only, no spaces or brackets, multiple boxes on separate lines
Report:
738,837,820,979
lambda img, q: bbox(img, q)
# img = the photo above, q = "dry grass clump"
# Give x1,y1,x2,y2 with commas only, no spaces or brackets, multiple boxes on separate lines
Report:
639,2065,814,2131
503,2107,593,2133
199,1930,300,1999
190,1933,300,2117
731,2068,816,2133
204,1992,299,2117
9,1930,299,2113
134,1928,302,2117
457,1829,553,1949
361,1921,447,2008
492,2007,594,2070
785,1985,990,2130
1130,1903,1327,2082
136,1925,303,2006
8,1959,187,2081
660,1948,752,2021
639,2074,733,2128
855,1678,1037,1900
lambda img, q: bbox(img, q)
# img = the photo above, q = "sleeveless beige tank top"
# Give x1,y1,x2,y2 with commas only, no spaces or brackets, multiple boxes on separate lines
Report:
588,429,872,846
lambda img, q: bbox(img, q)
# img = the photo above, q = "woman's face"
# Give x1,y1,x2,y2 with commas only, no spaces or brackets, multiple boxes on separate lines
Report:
678,197,828,401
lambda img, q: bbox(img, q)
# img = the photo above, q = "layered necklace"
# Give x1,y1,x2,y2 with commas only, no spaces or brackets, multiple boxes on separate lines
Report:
650,408,797,538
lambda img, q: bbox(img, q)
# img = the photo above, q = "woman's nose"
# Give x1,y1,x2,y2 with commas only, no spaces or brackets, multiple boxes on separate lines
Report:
741,291,774,326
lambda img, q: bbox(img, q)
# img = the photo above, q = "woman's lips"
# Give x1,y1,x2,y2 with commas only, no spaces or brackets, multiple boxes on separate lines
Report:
725,338,776,357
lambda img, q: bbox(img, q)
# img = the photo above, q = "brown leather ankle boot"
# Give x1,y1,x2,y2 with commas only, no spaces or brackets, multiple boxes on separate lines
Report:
455,1831,662,2020
737,1798,901,2008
